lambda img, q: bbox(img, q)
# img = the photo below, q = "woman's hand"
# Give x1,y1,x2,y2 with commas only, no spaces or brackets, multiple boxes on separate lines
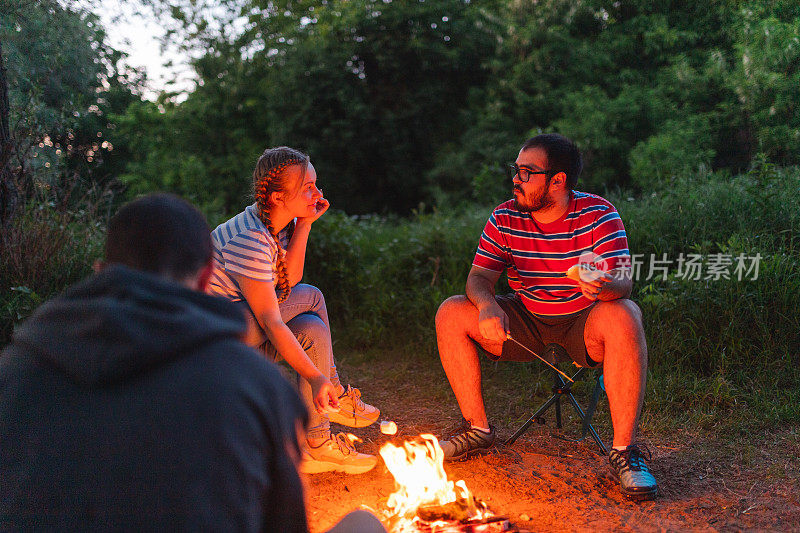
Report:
297,190,330,227
308,373,340,414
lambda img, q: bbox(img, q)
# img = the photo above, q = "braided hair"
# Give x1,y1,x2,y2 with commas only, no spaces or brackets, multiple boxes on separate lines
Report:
252,146,310,303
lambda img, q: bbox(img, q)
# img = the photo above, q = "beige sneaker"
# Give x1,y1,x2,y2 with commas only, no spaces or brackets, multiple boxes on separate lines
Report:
329,384,380,428
299,433,378,475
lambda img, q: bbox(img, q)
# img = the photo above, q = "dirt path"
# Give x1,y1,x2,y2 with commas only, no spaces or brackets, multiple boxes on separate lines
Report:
304,356,800,532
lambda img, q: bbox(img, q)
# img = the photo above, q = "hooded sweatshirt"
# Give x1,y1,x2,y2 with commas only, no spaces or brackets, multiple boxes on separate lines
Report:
0,265,308,532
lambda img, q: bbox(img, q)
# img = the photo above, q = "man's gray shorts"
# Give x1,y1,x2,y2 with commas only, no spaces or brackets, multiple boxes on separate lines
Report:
489,293,598,368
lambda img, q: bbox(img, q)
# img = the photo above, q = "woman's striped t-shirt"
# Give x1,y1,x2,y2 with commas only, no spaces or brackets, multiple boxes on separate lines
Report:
207,203,291,303
473,192,630,317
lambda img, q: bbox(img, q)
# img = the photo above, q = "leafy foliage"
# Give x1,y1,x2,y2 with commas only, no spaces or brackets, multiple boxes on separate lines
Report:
0,0,141,341
304,165,800,428
118,0,800,213
436,0,800,196
1,0,799,433
125,0,500,214
1,0,143,202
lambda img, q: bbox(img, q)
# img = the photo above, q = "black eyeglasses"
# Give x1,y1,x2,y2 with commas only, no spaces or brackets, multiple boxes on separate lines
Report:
506,163,552,183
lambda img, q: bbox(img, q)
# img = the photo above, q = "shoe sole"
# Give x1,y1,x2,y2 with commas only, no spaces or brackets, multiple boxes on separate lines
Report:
299,459,378,475
328,411,380,428
621,487,658,501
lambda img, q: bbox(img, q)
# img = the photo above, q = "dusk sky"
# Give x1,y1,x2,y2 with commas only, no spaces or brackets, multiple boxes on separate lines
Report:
94,0,194,97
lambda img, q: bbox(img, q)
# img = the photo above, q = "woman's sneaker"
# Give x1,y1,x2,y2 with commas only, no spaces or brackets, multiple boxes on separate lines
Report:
329,384,380,428
608,444,658,501
439,419,496,461
299,433,378,475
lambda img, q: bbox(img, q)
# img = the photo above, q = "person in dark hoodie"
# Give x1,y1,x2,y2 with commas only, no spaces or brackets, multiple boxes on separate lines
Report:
0,194,385,533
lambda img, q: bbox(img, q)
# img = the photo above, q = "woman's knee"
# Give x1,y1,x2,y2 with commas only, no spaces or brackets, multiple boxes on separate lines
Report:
295,282,324,300
289,312,330,349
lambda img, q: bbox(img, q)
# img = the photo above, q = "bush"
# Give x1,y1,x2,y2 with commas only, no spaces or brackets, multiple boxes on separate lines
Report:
305,208,493,349
305,164,800,428
0,196,107,345
628,115,716,190
3,164,797,430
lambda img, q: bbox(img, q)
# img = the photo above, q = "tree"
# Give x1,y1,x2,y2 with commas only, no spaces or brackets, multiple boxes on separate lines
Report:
124,0,502,214
0,0,143,221
445,0,799,196
0,41,14,226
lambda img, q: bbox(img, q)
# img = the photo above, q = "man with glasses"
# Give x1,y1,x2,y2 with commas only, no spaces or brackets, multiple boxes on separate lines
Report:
435,133,657,501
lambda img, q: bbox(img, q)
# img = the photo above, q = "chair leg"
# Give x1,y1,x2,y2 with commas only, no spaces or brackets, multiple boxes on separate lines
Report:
565,391,608,455
505,393,562,445
555,397,562,428
504,367,607,455
581,376,604,441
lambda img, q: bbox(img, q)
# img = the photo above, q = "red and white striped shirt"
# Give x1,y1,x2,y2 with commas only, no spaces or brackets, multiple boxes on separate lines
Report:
473,192,630,317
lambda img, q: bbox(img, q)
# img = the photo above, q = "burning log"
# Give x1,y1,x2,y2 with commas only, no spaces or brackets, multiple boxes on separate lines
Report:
416,494,483,522
412,516,515,533
379,434,524,533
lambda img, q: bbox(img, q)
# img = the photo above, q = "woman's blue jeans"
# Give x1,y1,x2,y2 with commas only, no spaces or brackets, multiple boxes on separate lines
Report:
240,283,341,440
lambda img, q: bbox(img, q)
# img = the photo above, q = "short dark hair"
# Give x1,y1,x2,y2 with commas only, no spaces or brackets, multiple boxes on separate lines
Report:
521,133,583,189
105,193,212,281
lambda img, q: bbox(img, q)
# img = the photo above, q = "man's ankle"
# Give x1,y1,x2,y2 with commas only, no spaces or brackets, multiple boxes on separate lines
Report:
466,417,490,433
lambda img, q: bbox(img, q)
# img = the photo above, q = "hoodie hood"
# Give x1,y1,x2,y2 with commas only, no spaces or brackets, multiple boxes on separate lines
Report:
11,265,246,387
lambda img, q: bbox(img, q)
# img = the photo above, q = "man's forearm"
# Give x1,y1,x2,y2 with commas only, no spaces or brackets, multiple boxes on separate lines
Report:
598,270,633,301
466,272,499,310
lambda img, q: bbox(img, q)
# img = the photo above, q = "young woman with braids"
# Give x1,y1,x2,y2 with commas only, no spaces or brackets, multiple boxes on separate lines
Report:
207,146,380,475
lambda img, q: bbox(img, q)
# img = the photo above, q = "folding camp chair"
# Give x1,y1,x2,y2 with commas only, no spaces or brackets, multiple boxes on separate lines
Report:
504,343,608,455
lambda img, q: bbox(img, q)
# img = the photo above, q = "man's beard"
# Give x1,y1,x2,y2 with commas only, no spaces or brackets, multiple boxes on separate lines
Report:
513,184,554,213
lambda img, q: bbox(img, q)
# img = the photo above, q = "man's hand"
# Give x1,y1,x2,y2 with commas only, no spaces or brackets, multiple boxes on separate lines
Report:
477,302,510,343
308,374,340,414
566,264,614,301
577,271,613,300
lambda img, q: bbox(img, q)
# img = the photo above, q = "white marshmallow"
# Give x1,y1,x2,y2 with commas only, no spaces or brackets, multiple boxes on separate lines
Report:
380,420,398,435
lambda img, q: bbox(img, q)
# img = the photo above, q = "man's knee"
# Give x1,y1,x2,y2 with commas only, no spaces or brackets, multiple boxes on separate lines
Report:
326,510,386,533
435,295,471,333
592,299,643,332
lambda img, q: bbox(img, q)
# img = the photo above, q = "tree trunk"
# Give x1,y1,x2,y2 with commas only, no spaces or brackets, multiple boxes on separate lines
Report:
0,39,17,227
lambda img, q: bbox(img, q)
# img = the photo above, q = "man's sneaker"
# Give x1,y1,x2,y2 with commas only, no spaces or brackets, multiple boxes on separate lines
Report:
328,384,380,428
609,444,658,501
299,433,378,475
439,419,496,461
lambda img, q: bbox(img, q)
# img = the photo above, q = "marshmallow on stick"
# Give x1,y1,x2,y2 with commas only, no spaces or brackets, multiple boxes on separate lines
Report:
566,263,608,283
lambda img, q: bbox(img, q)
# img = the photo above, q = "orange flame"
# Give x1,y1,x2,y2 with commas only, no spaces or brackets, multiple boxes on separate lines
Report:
379,434,493,532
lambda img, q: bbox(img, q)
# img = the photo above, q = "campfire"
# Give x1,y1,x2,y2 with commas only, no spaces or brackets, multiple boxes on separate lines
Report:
379,434,518,532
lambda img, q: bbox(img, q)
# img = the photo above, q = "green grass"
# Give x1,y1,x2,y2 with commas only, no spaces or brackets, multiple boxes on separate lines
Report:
2,165,798,436
0,198,107,345
306,164,800,435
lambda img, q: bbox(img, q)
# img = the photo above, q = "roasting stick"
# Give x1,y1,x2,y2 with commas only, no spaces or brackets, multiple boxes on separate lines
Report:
505,333,574,383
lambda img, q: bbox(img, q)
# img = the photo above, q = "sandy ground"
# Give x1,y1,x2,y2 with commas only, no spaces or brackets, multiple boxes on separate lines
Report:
304,356,800,532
